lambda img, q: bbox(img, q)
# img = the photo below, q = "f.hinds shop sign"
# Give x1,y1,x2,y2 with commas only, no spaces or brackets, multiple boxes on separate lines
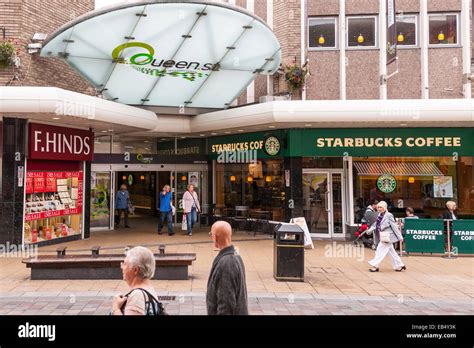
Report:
29,123,94,161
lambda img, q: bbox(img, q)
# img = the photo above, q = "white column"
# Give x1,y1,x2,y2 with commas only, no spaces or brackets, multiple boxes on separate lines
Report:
301,0,307,100
246,0,255,104
461,0,472,98
267,0,274,97
420,0,429,99
379,0,387,99
339,0,346,100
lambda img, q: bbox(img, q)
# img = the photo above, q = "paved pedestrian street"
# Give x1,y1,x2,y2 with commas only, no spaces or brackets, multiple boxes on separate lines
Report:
0,218,472,315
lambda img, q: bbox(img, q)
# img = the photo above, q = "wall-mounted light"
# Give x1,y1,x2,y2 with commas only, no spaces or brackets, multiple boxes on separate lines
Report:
140,175,145,181
247,175,253,182
408,177,415,184
357,33,364,44
265,176,272,182
397,32,404,42
181,175,187,181
230,175,236,182
437,31,445,41
122,175,127,180
318,34,325,45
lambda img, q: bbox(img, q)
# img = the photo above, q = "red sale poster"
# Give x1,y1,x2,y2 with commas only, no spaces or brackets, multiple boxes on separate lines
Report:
33,176,46,193
26,177,33,194
45,176,57,192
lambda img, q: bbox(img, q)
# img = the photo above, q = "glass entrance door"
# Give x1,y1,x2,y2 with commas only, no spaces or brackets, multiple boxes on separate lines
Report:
90,171,113,230
303,170,345,238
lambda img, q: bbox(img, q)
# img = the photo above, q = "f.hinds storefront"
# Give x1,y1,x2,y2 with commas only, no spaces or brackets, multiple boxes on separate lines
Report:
24,123,93,246
0,119,93,246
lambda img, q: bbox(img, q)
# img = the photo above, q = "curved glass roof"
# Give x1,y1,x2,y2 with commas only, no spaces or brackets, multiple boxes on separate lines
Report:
40,1,281,109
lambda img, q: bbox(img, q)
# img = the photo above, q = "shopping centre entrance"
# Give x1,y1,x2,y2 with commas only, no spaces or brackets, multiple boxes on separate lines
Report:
90,164,208,231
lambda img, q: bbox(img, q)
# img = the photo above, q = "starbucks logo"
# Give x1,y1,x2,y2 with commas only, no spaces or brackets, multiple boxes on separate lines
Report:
264,136,281,156
377,174,397,193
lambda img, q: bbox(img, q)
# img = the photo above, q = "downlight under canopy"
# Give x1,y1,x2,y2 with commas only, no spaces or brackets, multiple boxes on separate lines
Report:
40,1,281,110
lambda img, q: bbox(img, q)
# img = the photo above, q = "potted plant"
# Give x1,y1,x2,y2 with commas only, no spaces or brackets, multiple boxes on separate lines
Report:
283,62,308,92
0,39,20,68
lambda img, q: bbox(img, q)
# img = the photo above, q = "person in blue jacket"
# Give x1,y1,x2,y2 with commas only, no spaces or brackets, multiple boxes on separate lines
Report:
116,184,131,228
158,185,174,236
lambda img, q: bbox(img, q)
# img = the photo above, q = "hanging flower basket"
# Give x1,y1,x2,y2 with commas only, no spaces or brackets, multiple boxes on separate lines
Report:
0,39,20,69
283,63,308,92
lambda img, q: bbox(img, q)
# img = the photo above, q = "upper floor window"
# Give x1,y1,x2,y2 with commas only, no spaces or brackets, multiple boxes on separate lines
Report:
396,14,417,46
347,16,377,48
308,17,337,49
429,13,459,46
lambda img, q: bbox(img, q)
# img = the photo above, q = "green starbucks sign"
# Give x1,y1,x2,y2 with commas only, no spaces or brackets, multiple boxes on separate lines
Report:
452,220,474,254
404,219,445,253
377,174,397,193
264,136,281,156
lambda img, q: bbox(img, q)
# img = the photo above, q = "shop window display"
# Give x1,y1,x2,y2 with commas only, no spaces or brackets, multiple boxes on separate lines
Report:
24,171,83,243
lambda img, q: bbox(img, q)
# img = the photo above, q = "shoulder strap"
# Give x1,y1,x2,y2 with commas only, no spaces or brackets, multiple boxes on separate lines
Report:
133,288,166,315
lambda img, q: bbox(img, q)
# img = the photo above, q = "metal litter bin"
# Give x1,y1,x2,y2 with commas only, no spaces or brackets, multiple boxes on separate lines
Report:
274,223,304,282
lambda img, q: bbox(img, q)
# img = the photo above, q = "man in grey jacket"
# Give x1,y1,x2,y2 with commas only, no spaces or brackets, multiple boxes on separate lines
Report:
206,221,248,315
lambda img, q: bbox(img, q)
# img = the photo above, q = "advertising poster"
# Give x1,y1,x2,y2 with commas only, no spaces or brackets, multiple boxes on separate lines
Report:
188,172,199,187
433,176,453,198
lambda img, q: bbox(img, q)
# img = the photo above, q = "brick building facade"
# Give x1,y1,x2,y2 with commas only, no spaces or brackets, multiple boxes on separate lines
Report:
1,0,95,94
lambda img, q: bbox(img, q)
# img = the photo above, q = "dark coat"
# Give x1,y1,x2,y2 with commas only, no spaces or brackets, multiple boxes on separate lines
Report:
441,209,458,220
206,245,248,315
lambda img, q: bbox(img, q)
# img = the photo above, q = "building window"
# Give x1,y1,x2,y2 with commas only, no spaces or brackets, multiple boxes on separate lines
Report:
347,16,377,48
351,156,472,223
396,14,417,46
308,17,337,49
429,13,459,45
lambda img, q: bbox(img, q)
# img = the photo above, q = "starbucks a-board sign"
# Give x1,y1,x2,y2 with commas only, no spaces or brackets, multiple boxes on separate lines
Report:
377,174,397,193
264,136,281,156
404,219,445,253
452,220,474,254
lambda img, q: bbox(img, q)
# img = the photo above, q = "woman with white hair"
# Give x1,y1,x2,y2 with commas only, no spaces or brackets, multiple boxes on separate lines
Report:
111,246,164,315
368,201,406,272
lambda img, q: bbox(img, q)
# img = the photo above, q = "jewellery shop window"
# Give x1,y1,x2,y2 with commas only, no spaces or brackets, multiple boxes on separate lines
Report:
24,171,83,244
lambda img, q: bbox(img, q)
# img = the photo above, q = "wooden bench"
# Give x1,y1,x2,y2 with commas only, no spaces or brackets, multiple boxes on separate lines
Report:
22,252,196,280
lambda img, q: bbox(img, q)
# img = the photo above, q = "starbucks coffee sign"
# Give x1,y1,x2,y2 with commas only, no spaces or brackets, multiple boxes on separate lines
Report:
264,136,281,156
377,174,396,193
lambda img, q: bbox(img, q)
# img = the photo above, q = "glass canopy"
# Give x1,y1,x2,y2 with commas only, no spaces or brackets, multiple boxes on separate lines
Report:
40,1,281,110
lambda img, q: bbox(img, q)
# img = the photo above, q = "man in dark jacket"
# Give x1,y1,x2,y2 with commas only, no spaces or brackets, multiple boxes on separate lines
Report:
206,221,248,315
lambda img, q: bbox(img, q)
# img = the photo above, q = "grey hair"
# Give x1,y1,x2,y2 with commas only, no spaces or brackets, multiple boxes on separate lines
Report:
446,201,456,210
377,201,388,210
126,246,155,279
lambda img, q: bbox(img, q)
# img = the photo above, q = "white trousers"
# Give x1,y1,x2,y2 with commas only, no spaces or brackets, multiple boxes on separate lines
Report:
368,242,404,269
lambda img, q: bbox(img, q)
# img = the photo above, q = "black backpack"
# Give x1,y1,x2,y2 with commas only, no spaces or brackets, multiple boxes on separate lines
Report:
124,288,167,315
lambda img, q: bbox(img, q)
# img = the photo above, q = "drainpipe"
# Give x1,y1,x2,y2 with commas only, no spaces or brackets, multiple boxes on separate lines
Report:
246,0,255,104
267,0,274,97
301,0,306,100
339,0,346,100
461,0,472,98
379,0,387,99
420,0,429,99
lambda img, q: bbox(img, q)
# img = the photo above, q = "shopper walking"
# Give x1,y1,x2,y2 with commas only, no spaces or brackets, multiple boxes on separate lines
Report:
158,185,174,236
183,184,200,236
207,221,248,315
111,246,165,315
368,201,406,272
115,184,131,228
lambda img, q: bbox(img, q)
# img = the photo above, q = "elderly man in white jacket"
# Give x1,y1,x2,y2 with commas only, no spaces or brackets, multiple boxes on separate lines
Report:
368,201,406,272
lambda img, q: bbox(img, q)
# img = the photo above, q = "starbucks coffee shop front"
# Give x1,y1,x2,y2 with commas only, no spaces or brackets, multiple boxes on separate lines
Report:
209,128,474,240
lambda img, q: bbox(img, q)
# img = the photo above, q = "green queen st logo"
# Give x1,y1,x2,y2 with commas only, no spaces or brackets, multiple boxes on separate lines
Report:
377,174,397,193
264,136,281,156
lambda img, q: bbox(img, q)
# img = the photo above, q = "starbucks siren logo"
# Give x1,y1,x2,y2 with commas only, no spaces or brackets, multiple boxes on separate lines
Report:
377,174,397,193
111,41,213,81
264,136,281,156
